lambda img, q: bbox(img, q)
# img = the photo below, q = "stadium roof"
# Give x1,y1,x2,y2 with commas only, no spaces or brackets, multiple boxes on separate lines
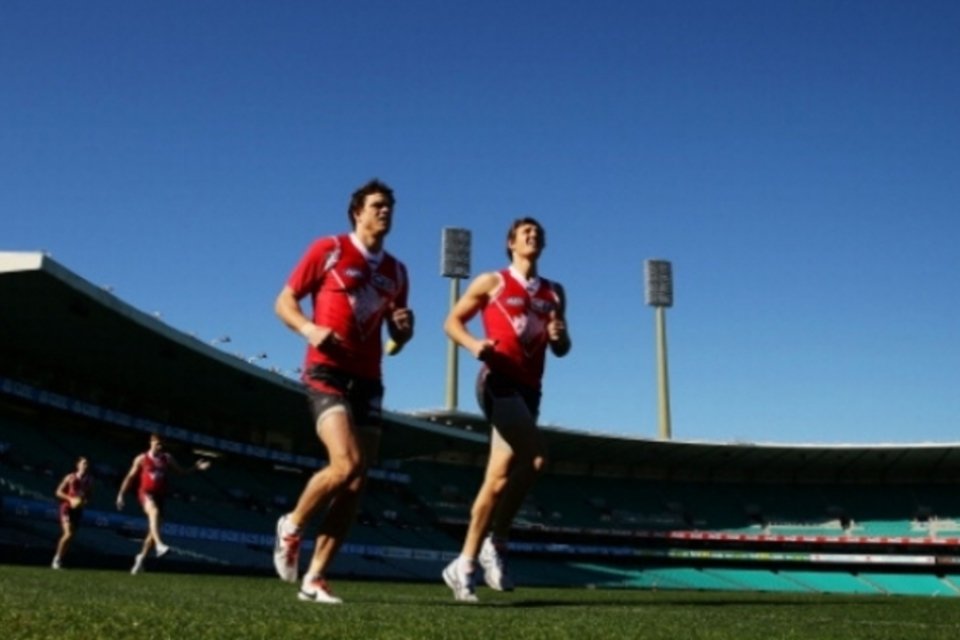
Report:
3,251,960,482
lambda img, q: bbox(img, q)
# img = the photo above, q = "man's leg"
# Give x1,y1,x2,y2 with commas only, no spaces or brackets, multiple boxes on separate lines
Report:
485,395,542,538
444,395,536,600
53,519,73,568
305,425,379,579
287,410,364,530
461,445,514,561
490,439,546,538
442,446,511,602
131,500,159,574
143,498,168,554
275,408,364,588
477,398,542,591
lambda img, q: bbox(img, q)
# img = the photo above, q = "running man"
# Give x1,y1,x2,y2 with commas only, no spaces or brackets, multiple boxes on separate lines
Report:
52,456,94,569
442,217,571,602
272,179,414,604
116,433,210,574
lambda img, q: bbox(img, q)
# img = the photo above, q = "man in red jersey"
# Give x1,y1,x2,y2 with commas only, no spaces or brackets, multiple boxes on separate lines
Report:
442,217,571,602
116,433,210,574
272,179,414,604
51,456,94,569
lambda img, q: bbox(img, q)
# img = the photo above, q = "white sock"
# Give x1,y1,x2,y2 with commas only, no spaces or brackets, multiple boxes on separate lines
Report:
457,555,475,574
282,515,301,536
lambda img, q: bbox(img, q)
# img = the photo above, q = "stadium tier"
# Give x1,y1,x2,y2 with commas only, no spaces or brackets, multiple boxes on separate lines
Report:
4,251,960,597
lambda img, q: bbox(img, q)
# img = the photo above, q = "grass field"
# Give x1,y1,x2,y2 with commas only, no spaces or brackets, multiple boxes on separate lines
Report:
4,565,960,640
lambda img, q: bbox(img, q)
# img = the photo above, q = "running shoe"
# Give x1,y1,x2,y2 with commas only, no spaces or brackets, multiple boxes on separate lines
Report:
479,536,515,591
131,553,145,575
273,514,301,583
298,577,343,604
442,559,478,603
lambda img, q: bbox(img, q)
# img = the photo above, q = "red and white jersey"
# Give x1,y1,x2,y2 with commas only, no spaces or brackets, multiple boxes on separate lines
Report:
287,233,409,382
61,472,92,504
481,267,562,389
139,451,170,496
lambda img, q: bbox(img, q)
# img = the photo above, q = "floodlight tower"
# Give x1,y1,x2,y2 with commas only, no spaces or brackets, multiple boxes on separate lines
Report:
441,228,472,411
644,259,673,440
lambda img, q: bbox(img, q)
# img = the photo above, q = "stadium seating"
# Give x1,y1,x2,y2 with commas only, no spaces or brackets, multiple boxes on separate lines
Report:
858,573,959,597
8,392,960,598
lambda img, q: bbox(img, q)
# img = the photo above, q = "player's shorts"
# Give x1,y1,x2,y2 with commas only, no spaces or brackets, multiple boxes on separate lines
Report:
59,502,83,528
138,490,166,513
305,365,384,429
475,368,541,423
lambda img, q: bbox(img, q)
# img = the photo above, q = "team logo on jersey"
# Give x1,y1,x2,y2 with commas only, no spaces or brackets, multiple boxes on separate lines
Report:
510,315,528,336
349,285,387,333
322,246,342,273
344,267,364,279
505,296,525,308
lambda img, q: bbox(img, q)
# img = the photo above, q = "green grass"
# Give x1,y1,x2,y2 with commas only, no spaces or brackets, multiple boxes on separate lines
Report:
4,565,960,639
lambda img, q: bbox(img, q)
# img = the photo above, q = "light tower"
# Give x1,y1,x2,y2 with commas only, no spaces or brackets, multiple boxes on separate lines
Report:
644,259,673,440
441,227,471,411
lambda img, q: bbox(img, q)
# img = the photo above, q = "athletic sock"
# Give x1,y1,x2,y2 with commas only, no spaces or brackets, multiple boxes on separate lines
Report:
282,515,302,537
457,555,476,574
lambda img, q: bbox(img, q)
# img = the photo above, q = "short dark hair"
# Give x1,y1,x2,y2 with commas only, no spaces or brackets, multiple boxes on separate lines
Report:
506,217,546,259
347,179,395,227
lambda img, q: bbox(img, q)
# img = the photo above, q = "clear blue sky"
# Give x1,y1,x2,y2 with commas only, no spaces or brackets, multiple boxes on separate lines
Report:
4,1,959,444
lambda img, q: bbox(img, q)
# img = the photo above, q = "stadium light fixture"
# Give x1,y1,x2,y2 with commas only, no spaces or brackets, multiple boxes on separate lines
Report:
210,336,231,346
246,352,268,364
441,227,471,411
644,259,673,440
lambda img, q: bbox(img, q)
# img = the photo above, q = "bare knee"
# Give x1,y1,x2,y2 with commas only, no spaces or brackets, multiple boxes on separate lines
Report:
325,459,365,492
513,454,546,480
531,454,547,474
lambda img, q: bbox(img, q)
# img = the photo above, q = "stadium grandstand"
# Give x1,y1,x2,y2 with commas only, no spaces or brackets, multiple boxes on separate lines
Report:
4,250,960,598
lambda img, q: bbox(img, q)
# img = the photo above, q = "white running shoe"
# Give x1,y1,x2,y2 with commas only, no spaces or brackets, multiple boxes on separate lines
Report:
155,542,170,558
51,557,61,570
298,577,343,604
479,536,515,592
273,514,301,583
131,553,145,575
442,559,478,602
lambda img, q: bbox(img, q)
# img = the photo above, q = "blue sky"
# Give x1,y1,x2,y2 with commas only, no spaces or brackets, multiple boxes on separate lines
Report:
4,1,959,444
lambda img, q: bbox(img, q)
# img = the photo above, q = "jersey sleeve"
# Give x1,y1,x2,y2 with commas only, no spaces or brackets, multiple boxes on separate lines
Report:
286,237,339,299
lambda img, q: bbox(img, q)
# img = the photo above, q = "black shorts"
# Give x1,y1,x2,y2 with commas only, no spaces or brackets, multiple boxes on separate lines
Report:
306,365,384,428
475,368,541,422
59,503,83,529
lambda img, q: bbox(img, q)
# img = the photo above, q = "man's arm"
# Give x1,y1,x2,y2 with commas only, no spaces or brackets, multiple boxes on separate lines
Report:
548,283,572,357
116,455,142,510
385,264,415,350
169,455,211,475
275,285,338,349
54,475,71,502
444,272,500,360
